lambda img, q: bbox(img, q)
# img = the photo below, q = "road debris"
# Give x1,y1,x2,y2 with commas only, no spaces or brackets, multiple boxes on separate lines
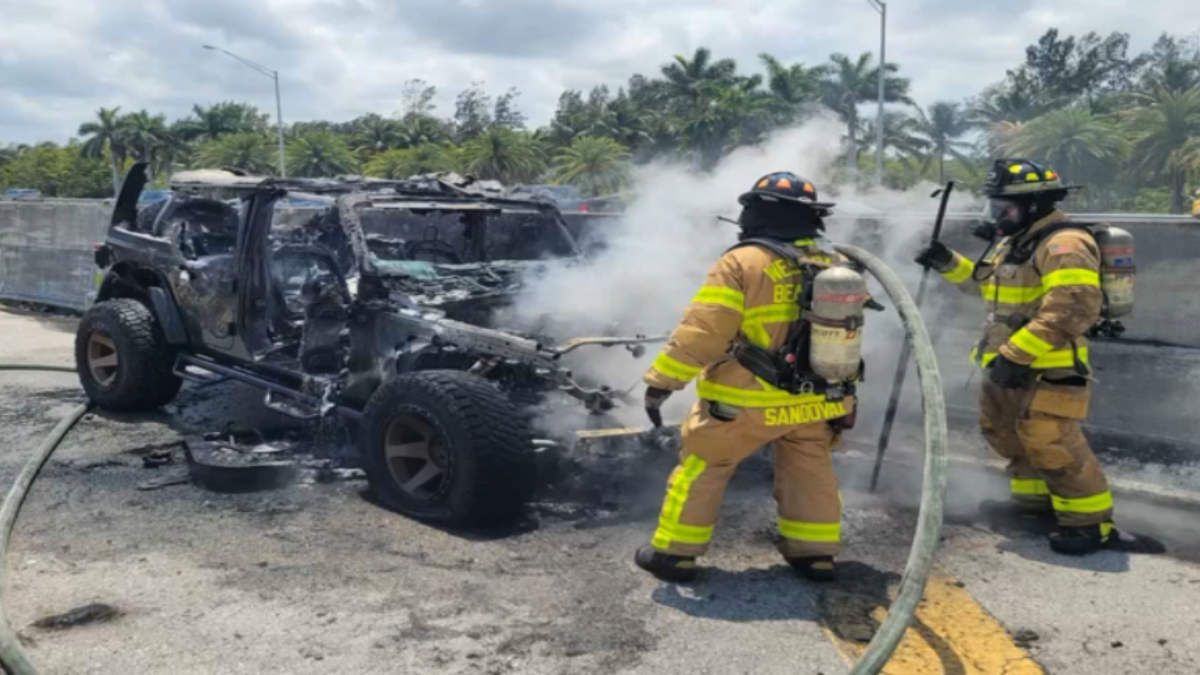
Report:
31,603,121,630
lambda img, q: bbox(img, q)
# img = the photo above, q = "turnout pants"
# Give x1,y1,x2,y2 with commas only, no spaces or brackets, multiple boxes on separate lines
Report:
979,380,1114,528
650,400,841,559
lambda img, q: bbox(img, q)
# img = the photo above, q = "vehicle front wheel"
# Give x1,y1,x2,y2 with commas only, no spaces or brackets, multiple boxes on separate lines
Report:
360,371,535,527
75,299,182,411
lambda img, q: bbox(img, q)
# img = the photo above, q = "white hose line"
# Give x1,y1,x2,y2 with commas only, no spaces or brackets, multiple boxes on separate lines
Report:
834,244,949,675
0,363,86,675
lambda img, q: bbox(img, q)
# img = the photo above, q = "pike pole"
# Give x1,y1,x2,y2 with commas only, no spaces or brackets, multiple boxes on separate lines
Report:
869,181,955,493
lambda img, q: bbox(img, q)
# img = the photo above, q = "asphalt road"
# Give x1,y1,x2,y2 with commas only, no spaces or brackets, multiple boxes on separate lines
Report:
1,306,1199,675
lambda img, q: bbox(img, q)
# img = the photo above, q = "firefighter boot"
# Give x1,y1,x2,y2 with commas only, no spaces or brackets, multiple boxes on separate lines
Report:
786,556,838,582
635,546,698,583
1048,523,1112,556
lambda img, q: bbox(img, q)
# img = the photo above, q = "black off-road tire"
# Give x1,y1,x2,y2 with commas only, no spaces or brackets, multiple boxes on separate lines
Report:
360,370,535,527
76,299,182,411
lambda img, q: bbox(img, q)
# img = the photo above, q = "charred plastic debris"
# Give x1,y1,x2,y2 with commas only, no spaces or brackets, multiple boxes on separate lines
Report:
83,164,664,522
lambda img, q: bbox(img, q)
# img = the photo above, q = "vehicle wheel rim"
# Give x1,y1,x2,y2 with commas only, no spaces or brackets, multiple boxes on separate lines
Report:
383,415,448,501
87,331,120,387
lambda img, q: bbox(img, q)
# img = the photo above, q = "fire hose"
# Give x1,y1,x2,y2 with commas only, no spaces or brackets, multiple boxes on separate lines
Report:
0,245,947,675
834,244,949,675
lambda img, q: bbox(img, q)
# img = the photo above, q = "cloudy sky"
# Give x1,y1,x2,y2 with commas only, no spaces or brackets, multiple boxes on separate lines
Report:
1,0,1195,144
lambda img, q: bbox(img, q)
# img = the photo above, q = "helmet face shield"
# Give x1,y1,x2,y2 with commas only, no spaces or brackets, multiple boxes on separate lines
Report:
983,198,1025,234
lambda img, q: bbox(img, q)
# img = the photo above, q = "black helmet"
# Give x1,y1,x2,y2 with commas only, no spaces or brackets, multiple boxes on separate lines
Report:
982,159,1080,198
739,172,835,213
980,159,1081,237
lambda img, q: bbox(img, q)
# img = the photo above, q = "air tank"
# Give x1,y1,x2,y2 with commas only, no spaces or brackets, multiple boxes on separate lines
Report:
1095,225,1135,318
809,266,867,382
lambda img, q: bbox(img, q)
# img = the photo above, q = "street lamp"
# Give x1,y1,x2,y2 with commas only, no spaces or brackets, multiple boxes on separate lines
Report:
866,0,887,188
203,45,287,177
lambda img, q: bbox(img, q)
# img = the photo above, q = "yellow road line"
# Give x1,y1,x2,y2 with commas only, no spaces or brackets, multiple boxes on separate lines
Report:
822,575,1044,674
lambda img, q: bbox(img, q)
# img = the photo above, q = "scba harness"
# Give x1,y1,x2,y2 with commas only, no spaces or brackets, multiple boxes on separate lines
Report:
726,238,866,403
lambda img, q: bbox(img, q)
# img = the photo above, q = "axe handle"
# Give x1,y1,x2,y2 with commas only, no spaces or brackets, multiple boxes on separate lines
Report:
869,180,955,493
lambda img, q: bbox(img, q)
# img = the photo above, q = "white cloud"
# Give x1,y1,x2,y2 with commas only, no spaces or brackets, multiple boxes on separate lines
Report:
0,0,1193,143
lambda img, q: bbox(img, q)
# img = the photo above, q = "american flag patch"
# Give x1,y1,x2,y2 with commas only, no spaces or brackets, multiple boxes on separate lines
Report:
1048,244,1066,254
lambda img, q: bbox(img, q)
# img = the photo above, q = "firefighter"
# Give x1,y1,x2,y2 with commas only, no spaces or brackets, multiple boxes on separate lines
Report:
915,159,1114,555
1192,188,1200,219
636,173,857,583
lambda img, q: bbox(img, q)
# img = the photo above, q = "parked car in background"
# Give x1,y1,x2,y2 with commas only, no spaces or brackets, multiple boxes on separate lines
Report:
137,189,174,205
1,188,43,201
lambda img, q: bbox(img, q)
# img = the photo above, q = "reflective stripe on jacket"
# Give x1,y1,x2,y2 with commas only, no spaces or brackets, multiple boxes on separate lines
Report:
644,239,852,422
940,210,1102,377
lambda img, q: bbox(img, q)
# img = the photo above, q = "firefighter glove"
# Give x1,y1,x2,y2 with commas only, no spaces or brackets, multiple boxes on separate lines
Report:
988,354,1036,389
914,241,954,271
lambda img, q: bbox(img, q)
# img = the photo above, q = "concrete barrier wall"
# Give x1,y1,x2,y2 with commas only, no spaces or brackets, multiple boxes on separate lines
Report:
0,201,111,310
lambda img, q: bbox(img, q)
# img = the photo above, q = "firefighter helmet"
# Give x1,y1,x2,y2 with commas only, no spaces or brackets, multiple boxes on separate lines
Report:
739,172,835,211
982,159,1081,198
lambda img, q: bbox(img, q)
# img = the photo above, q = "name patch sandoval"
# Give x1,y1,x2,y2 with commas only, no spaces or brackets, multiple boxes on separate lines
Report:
764,401,847,426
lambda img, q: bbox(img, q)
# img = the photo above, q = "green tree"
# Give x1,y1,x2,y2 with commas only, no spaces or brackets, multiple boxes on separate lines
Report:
286,130,356,177
820,52,913,175
682,81,773,170
1009,108,1126,208
182,102,270,142
364,144,455,179
350,113,402,155
865,111,929,174
1138,34,1200,93
454,83,493,142
659,48,738,109
914,102,974,184
121,110,169,163
1120,88,1200,213
759,53,827,123
0,142,111,198
493,88,527,130
396,113,453,148
78,107,129,197
459,127,546,184
196,133,277,175
551,136,631,196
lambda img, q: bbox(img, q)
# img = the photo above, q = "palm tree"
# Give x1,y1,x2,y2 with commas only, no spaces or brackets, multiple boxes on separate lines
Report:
865,111,929,172
396,114,453,148
1120,88,1200,213
196,133,276,175
364,144,455,179
182,102,269,142
286,130,356,177
121,110,169,165
1008,108,1126,208
760,54,827,123
820,52,913,175
351,114,402,155
78,107,129,197
914,102,975,184
660,48,738,110
682,81,774,169
459,128,547,184
551,136,632,197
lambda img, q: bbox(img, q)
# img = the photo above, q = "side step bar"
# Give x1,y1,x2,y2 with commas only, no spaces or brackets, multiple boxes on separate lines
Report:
174,354,363,421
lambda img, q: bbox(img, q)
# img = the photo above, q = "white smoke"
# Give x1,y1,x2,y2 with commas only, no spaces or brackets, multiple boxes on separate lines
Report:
502,116,981,438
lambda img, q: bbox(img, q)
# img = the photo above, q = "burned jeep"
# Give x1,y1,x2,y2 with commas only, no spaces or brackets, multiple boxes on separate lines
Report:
78,164,659,526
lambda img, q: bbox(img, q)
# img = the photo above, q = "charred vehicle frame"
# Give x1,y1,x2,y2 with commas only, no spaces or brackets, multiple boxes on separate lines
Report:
77,163,660,525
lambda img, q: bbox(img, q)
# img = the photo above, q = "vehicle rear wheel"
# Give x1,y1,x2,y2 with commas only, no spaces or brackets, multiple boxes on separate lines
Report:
76,299,182,411
360,370,535,527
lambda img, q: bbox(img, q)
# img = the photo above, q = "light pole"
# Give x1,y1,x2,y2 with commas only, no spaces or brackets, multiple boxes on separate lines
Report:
866,0,887,188
203,45,287,177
